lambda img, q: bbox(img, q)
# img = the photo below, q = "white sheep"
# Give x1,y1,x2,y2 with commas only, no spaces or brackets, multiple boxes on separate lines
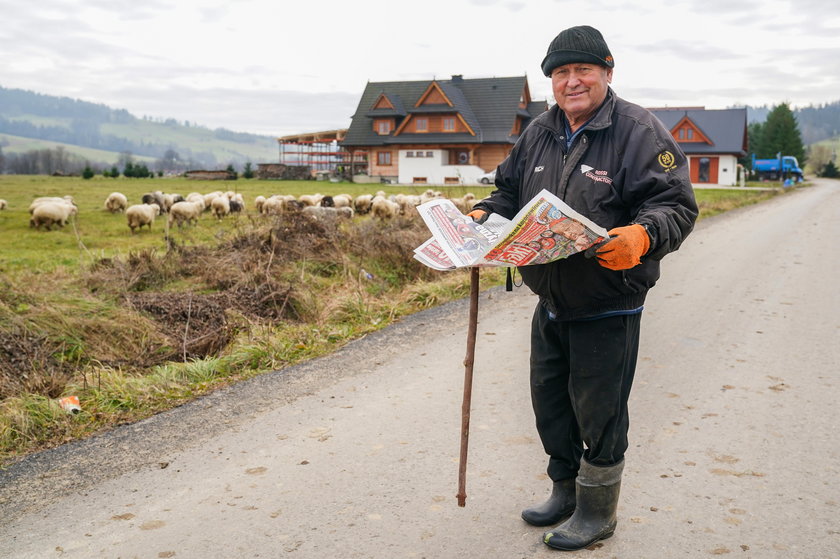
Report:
126,203,161,233
168,200,203,227
203,191,223,210
104,192,128,213
185,192,207,211
298,193,323,207
28,195,75,214
161,193,184,212
262,194,300,215
397,194,422,216
211,195,230,218
333,194,354,208
371,195,400,219
452,193,477,214
254,195,266,214
0,199,6,210
30,201,78,230
419,189,444,204
353,194,373,215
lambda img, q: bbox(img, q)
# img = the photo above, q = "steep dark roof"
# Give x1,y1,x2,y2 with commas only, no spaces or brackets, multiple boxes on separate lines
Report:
342,75,546,147
650,108,748,156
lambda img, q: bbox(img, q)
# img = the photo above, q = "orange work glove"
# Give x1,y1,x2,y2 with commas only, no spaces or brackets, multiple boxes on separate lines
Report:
595,224,650,271
467,209,489,224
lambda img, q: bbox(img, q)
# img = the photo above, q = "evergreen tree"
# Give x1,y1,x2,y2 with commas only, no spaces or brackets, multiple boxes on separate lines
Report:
243,162,254,179
760,103,806,166
821,160,839,178
110,165,120,178
744,122,765,169
82,164,94,179
226,163,238,180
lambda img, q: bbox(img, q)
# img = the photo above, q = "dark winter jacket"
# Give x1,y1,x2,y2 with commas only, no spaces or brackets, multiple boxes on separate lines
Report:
474,88,698,320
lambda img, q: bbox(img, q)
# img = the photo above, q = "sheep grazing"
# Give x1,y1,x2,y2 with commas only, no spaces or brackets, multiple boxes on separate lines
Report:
104,192,128,213
332,194,354,208
452,193,477,214
30,201,78,230
261,194,299,215
141,191,166,211
353,194,373,215
126,203,161,233
161,193,184,212
371,195,400,220
394,193,422,216
298,193,323,207
0,199,7,210
254,195,266,214
229,199,244,213
168,200,203,228
185,192,206,212
211,195,231,218
28,195,75,214
419,189,444,204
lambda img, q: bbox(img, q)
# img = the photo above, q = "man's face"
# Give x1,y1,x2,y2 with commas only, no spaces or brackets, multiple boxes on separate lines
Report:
551,63,613,125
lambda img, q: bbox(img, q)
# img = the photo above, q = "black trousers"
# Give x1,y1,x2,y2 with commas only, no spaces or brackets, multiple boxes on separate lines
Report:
529,304,641,481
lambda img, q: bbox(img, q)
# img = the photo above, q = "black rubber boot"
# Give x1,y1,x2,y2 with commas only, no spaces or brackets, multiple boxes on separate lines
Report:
521,478,576,526
542,458,623,551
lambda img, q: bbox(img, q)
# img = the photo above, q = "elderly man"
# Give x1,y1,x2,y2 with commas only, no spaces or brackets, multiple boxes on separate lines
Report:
468,26,697,550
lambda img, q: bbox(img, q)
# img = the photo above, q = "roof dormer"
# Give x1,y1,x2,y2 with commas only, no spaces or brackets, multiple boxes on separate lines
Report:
671,115,712,145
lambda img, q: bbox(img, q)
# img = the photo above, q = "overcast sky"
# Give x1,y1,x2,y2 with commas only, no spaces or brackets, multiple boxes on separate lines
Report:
2,0,839,137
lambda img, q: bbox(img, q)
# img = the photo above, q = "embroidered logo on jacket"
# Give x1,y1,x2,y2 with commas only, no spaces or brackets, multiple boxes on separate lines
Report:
580,164,613,184
658,151,677,172
534,166,545,173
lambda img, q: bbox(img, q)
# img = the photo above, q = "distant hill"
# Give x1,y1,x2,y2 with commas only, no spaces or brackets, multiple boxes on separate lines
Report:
744,101,840,145
0,86,280,170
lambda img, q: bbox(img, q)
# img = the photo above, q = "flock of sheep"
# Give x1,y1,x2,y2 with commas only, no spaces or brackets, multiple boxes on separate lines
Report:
19,188,482,233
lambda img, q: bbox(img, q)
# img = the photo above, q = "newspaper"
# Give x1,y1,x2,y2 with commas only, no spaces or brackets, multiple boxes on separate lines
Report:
414,189,610,270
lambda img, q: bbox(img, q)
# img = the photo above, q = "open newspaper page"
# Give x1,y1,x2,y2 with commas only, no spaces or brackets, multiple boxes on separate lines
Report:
414,189,609,269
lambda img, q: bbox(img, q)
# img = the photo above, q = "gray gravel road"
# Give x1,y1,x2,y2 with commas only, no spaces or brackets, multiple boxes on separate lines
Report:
2,179,838,559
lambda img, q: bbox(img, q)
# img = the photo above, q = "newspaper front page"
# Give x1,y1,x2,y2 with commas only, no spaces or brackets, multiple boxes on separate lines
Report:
414,189,609,270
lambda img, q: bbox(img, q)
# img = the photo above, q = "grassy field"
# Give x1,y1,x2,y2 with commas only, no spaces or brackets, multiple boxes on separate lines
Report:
0,175,490,271
0,175,787,464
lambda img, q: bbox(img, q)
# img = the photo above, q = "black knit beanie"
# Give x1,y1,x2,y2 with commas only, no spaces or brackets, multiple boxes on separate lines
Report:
541,25,614,76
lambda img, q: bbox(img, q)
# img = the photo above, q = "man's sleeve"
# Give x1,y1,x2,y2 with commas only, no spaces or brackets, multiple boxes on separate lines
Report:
471,134,529,220
622,118,699,260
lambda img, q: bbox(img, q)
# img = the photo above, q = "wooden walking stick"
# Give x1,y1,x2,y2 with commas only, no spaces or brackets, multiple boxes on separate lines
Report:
456,266,480,507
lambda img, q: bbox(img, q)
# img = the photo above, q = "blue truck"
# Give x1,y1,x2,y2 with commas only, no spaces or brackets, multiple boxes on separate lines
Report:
751,153,803,182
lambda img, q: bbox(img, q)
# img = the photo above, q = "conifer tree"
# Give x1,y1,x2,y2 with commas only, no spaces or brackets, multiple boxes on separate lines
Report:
760,103,806,165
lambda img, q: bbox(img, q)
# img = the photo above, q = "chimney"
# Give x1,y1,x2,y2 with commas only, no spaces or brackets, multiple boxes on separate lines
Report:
451,74,463,82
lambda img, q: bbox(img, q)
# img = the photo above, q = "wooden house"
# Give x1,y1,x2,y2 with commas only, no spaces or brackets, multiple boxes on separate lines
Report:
649,107,748,186
340,75,547,185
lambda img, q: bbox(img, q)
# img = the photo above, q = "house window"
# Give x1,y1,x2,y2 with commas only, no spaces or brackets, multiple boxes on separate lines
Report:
377,120,391,135
426,151,433,157
406,151,414,158
679,129,685,139
687,129,694,140
416,118,428,132
413,177,428,184
377,152,392,166
443,117,455,131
